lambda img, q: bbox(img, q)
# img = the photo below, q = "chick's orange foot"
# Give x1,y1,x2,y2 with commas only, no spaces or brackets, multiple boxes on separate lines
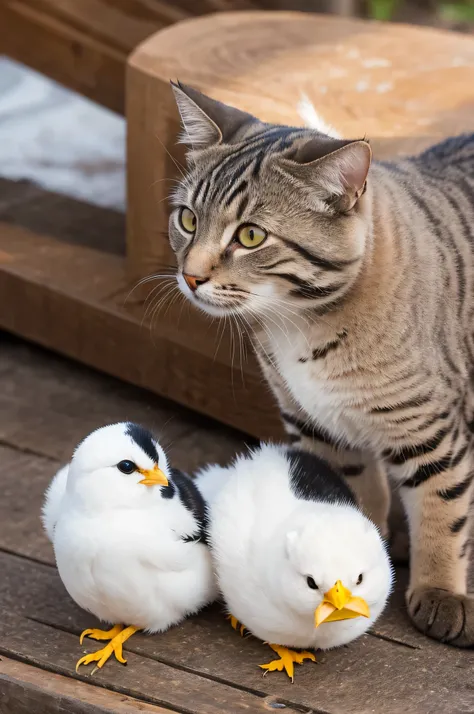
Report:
227,613,247,637
259,644,316,682
79,624,123,645
76,625,139,673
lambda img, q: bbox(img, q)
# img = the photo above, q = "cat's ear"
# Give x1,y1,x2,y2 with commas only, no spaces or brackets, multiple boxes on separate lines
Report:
281,138,372,211
170,81,256,149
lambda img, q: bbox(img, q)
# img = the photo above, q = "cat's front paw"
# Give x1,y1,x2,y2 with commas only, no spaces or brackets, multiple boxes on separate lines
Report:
407,586,474,646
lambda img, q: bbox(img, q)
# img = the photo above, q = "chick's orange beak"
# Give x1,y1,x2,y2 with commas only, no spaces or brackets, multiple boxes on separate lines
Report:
138,464,168,487
314,580,370,627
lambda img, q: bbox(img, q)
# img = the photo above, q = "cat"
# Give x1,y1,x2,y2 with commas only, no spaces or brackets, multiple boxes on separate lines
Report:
167,81,474,646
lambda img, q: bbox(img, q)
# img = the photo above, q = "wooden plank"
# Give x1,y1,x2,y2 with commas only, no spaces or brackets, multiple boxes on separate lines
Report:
0,550,473,714
0,445,59,564
16,0,188,53
0,0,187,113
0,334,246,467
0,179,45,213
0,5,125,114
0,1,259,114
0,610,279,714
0,219,282,440
0,656,175,714
127,10,474,274
0,182,126,256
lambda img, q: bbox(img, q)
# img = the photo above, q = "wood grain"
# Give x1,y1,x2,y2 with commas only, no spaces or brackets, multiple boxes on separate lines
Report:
0,656,175,714
0,550,473,714
127,10,474,274
132,10,474,142
0,334,245,467
0,610,278,714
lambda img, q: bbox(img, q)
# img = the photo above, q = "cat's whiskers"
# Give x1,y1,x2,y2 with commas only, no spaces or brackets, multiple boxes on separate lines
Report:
161,282,184,322
146,281,179,329
231,310,248,385
124,272,177,305
228,317,238,398
213,314,227,363
143,280,177,325
153,133,187,179
247,294,312,351
148,177,185,190
245,313,279,370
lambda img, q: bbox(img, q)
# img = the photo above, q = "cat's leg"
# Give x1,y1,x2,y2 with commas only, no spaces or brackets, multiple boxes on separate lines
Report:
254,349,391,536
342,455,392,541
391,423,474,646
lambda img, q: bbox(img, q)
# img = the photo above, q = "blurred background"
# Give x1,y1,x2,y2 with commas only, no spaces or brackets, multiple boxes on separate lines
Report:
264,0,474,29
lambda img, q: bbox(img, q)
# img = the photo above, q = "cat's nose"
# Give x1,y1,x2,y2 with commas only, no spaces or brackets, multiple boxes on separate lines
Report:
183,274,209,292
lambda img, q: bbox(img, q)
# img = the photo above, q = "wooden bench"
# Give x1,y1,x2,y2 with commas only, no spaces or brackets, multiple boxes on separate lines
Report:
0,9,473,440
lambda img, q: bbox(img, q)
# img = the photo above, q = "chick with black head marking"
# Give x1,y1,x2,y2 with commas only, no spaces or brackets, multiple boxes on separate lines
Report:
196,443,393,682
43,422,217,673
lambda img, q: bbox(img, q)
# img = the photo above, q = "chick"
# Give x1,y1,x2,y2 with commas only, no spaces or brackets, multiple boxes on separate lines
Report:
43,422,217,672
196,444,393,681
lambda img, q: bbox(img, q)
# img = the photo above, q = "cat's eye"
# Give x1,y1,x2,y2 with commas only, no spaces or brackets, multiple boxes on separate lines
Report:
178,207,197,234
117,460,137,475
236,224,267,249
357,573,363,585
306,576,319,590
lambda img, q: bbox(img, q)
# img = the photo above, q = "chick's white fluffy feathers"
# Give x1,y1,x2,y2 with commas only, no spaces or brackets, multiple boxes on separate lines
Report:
197,443,393,651
42,464,68,542
43,423,217,634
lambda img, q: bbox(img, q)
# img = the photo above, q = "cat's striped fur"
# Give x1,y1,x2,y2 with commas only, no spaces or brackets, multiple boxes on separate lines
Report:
168,82,474,646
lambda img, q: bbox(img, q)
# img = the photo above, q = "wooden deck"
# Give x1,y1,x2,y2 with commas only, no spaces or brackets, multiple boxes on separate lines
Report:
0,330,473,713
2,17,474,705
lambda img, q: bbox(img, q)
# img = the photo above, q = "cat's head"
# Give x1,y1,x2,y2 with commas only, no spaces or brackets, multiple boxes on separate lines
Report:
168,82,372,320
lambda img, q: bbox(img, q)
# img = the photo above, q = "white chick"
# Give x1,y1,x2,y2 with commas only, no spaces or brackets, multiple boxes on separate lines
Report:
196,443,393,681
43,422,217,672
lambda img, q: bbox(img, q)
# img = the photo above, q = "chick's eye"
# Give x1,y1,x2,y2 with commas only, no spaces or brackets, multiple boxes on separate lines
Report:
357,573,363,585
117,460,137,475
306,576,318,590
236,224,267,249
178,207,197,234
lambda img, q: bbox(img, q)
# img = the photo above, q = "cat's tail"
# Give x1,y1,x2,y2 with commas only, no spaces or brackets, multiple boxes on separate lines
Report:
297,94,341,139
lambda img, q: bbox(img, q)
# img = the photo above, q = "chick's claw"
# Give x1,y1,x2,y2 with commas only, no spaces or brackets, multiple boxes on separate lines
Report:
227,614,247,637
228,614,239,630
79,624,124,645
259,644,316,682
76,625,139,673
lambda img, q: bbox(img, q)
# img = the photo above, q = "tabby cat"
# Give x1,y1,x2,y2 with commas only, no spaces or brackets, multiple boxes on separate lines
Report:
168,81,474,646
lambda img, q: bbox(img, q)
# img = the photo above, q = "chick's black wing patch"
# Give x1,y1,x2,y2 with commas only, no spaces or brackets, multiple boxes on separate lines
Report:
169,468,209,544
287,449,356,505
125,423,159,463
